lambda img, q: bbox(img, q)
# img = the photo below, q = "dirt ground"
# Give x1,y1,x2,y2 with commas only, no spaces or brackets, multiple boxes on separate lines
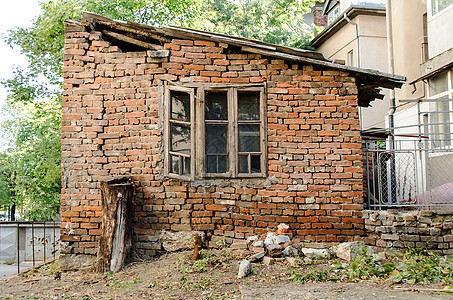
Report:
0,250,451,300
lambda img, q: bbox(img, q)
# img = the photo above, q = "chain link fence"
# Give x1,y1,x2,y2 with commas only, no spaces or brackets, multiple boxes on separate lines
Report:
364,140,453,209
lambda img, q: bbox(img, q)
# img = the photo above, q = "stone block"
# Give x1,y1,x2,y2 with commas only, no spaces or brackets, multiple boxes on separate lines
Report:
381,234,399,241
159,230,204,252
237,260,252,278
59,254,96,271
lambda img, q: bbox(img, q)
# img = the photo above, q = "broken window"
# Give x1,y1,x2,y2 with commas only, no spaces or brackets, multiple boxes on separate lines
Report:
165,86,195,179
164,83,266,179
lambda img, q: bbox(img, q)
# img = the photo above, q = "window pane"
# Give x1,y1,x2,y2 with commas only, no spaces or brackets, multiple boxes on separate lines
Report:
183,157,191,175
238,91,260,120
171,91,191,122
206,155,228,173
170,155,180,174
251,155,261,173
205,91,228,120
206,156,217,173
206,124,228,173
238,124,260,152
432,0,453,15
206,125,228,154
218,155,228,173
171,123,191,154
238,155,248,173
429,71,448,96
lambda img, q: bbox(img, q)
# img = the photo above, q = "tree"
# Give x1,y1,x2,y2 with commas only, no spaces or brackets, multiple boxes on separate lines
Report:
198,0,320,48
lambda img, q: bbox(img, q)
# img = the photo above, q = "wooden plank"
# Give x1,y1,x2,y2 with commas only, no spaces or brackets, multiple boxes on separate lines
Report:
230,87,237,176
101,30,163,50
94,19,171,43
196,87,205,177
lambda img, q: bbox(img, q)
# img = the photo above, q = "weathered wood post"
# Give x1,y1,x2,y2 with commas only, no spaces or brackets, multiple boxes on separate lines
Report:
96,176,133,273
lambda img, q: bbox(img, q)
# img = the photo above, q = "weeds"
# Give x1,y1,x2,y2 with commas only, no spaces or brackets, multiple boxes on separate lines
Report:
388,248,453,284
181,247,233,274
290,246,453,285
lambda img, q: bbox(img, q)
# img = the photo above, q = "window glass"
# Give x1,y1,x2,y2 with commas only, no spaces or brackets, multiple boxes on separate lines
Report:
238,124,260,152
327,4,340,25
170,124,191,154
430,100,451,148
238,155,248,173
432,0,453,15
251,155,261,173
168,89,192,177
205,124,228,173
205,91,228,120
171,91,191,122
238,91,260,120
429,71,448,96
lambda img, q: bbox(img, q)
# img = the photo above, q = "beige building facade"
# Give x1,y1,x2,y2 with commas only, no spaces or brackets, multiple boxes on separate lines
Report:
312,0,390,130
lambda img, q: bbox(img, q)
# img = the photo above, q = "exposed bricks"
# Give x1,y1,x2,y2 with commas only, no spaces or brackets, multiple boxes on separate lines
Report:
61,21,364,259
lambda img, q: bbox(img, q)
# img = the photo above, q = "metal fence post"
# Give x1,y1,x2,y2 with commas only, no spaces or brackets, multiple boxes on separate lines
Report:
53,220,56,260
43,221,46,262
32,221,35,268
16,222,19,274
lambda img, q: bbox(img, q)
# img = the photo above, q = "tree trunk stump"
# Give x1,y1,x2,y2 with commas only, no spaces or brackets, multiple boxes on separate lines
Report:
96,176,133,273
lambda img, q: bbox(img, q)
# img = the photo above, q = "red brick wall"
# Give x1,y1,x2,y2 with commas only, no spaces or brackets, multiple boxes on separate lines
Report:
61,21,364,258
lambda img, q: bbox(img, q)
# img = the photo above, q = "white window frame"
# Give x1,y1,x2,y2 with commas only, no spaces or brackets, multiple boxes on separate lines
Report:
429,0,453,17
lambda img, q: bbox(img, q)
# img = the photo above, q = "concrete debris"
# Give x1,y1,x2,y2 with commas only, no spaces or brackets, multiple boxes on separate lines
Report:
237,260,252,278
283,246,298,257
248,251,265,262
275,235,291,244
253,240,264,247
264,232,277,246
330,242,374,262
302,248,329,258
263,256,274,265
266,243,283,257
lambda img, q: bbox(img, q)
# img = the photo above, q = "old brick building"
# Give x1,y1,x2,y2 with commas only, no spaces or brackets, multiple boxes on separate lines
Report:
60,12,404,268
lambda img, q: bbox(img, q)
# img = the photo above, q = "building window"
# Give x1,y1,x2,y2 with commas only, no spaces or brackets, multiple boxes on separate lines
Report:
165,84,266,179
347,50,354,67
165,86,195,179
428,69,452,148
327,4,340,25
431,0,453,16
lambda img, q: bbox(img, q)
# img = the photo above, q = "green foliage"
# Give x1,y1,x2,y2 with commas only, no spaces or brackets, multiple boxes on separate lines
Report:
389,248,453,284
289,246,453,285
181,247,233,273
198,0,321,48
290,267,330,283
1,96,61,220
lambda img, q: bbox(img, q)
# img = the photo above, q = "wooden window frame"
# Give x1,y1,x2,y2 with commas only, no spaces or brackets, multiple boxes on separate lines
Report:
164,83,196,180
164,82,266,179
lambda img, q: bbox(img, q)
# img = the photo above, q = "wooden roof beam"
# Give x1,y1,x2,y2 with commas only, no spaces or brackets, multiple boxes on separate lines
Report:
100,30,163,50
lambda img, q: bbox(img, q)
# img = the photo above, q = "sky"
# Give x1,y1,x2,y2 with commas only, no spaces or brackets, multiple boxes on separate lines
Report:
0,0,42,147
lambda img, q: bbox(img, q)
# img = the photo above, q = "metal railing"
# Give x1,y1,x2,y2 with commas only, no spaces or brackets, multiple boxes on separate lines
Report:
364,139,453,209
0,221,60,276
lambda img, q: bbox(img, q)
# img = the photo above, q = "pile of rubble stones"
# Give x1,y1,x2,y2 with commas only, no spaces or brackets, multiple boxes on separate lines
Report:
233,223,374,278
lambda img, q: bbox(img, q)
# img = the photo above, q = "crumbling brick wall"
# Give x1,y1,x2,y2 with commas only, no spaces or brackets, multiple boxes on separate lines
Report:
364,210,453,255
61,20,364,260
